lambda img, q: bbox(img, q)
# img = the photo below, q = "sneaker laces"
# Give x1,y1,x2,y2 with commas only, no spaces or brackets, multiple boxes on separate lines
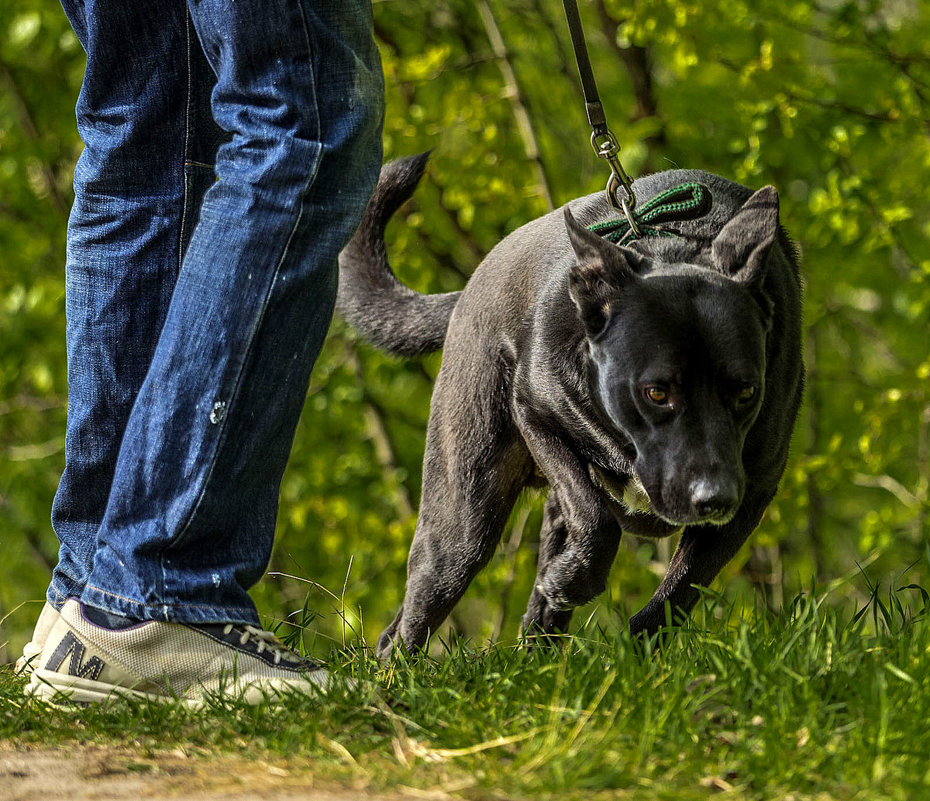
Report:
222,623,296,666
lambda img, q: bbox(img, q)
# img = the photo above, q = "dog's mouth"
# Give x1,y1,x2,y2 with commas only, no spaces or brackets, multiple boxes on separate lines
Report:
690,507,738,527
654,500,738,528
652,498,738,528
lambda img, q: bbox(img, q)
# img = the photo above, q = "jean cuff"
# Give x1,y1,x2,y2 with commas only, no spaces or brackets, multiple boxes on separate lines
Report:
79,583,262,625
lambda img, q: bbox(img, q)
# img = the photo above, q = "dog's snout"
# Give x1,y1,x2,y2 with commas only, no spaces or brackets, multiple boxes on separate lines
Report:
689,478,739,520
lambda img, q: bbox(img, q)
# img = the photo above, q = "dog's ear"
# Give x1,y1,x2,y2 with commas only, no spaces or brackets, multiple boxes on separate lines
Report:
712,186,779,285
564,207,644,338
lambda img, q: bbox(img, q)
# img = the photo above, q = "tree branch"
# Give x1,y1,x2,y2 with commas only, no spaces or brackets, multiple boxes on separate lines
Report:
346,347,415,521
594,0,667,164
477,0,554,210
0,59,70,218
490,503,532,642
804,325,828,580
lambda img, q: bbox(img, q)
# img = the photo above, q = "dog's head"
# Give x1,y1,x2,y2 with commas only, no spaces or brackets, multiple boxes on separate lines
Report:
564,188,779,527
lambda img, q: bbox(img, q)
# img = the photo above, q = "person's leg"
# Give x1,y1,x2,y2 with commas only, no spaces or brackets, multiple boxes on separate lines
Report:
49,0,227,610
77,0,383,624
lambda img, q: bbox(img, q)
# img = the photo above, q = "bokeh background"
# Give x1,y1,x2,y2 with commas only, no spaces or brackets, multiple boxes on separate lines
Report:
1,0,928,660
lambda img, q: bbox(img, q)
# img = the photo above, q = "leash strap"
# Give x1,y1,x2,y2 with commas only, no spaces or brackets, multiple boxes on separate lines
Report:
561,0,607,134
561,0,640,232
587,181,712,244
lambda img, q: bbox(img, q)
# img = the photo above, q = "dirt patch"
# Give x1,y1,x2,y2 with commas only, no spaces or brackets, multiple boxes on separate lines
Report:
0,744,442,801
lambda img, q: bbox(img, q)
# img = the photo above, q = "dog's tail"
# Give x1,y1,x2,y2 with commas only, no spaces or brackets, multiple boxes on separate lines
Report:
337,152,460,357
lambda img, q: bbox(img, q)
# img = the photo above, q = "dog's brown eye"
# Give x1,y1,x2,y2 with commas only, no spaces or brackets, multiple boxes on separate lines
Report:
645,386,670,405
736,385,757,405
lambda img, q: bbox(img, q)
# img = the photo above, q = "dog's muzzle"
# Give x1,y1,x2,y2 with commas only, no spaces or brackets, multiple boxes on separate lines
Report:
589,464,737,527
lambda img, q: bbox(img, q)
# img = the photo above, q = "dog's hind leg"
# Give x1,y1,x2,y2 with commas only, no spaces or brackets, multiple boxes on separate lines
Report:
376,444,528,659
376,363,534,660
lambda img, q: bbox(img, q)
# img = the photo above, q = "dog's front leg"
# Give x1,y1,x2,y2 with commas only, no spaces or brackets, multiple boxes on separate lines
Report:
629,492,773,638
522,493,574,640
516,409,622,637
521,490,619,642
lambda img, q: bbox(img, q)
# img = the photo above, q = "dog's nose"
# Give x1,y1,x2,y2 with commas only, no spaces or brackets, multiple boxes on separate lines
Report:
690,478,739,520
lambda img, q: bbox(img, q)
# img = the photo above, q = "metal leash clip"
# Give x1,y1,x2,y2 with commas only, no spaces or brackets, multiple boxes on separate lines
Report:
591,128,641,237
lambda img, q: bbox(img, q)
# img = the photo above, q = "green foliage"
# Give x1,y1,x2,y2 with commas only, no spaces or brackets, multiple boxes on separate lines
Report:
1,0,81,651
2,588,930,798
1,0,928,658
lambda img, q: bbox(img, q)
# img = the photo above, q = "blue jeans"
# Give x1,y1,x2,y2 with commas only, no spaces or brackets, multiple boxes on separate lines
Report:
49,0,383,624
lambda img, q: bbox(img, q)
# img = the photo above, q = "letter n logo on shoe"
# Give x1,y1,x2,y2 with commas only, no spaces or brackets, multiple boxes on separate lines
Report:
45,632,106,680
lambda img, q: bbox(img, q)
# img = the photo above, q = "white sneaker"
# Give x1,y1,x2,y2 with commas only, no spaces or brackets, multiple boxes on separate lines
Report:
26,600,330,706
15,602,62,675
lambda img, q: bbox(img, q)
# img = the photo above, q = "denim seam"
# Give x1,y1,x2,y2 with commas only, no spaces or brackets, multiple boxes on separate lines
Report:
158,0,324,605
178,10,193,275
49,584,69,602
157,9,195,613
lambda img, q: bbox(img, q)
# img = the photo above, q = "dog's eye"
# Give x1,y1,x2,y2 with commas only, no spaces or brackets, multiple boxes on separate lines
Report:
736,385,757,406
644,386,670,405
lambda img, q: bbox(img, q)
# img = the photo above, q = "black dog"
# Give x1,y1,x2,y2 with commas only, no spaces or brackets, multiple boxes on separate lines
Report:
338,153,803,658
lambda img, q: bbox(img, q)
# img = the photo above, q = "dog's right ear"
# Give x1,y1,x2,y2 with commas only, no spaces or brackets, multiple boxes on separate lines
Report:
564,207,643,338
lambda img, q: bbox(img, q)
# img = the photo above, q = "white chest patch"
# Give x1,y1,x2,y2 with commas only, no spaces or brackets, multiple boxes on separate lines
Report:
589,464,654,516
621,473,653,515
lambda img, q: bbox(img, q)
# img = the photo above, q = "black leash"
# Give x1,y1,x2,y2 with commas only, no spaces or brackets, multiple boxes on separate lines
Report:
561,0,641,235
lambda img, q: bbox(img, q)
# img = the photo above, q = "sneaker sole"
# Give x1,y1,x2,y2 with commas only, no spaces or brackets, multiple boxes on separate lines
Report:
14,649,42,676
27,668,203,708
26,668,331,708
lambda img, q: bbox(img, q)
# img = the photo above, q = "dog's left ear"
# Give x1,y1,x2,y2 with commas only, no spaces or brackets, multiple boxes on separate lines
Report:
564,207,646,338
712,186,779,285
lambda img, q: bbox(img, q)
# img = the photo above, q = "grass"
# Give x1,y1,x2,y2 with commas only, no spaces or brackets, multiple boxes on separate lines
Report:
2,584,930,800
